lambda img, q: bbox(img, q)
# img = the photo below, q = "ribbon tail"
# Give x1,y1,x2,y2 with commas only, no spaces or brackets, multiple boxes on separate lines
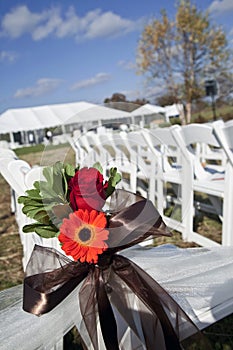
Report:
95,268,119,350
113,255,195,350
79,270,99,350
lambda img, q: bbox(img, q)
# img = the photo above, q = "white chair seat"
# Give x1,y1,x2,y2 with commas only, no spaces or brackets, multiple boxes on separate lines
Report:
193,179,224,197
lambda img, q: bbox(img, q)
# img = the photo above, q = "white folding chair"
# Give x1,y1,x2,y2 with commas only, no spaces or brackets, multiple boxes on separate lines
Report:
142,126,193,241
171,123,228,246
213,119,233,245
0,158,64,269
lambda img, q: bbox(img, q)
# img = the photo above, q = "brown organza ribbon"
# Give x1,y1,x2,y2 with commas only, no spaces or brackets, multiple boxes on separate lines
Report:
23,190,210,350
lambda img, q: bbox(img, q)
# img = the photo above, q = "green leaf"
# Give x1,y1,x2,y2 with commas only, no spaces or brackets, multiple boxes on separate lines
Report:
106,167,121,198
33,210,51,225
19,162,79,238
25,189,41,199
33,181,40,190
53,161,63,175
18,197,43,206
109,167,121,187
24,199,44,206
42,166,54,188
93,162,103,174
52,163,66,196
63,164,76,198
23,223,58,237
35,226,58,238
65,164,75,177
23,206,50,220
39,181,59,198
23,223,41,233
18,195,31,204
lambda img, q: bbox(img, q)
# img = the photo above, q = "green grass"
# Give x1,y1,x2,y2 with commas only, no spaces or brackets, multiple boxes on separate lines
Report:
14,142,71,156
192,104,233,123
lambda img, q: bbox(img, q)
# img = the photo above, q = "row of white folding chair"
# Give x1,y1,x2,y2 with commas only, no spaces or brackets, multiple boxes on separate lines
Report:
70,125,230,247
82,127,193,243
146,123,232,246
123,125,230,247
94,127,190,242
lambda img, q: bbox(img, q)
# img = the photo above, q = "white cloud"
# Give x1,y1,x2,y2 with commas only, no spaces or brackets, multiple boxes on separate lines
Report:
14,78,62,98
0,5,140,41
0,50,17,63
82,11,138,40
118,60,137,70
32,8,62,40
208,0,233,16
71,73,111,90
0,5,46,38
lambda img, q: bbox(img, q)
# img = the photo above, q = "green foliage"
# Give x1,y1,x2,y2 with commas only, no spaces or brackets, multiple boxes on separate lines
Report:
18,162,121,238
18,161,76,238
105,167,122,198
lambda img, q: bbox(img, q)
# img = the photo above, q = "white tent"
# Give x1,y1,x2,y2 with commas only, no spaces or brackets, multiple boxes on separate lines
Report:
130,103,184,124
0,101,132,146
130,103,165,116
130,103,166,125
164,104,183,119
0,101,132,135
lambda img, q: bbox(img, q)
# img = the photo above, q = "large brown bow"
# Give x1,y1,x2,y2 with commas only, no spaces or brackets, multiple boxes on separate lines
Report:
23,190,209,349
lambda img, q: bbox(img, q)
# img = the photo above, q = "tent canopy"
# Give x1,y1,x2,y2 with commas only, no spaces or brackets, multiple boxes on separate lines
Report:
0,101,131,134
130,103,165,116
164,104,183,118
130,103,183,123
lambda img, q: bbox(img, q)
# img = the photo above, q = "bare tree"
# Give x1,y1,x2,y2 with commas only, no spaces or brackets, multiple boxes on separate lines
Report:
137,0,231,124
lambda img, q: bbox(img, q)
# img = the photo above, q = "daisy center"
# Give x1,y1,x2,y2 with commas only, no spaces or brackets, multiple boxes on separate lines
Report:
75,224,95,245
79,227,91,241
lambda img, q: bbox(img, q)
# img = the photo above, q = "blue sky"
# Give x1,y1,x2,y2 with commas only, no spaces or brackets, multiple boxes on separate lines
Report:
1,0,233,114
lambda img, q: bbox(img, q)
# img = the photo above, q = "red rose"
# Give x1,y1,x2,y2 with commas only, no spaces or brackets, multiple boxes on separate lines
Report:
69,167,108,212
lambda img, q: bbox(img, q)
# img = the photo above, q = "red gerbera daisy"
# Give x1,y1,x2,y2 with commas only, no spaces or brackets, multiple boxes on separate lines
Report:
58,209,109,264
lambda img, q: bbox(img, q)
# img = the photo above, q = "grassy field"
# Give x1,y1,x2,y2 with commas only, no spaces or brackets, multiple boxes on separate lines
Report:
192,103,233,123
0,143,232,349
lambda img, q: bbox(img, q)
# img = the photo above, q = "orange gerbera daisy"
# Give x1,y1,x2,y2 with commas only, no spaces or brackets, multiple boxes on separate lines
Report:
58,209,109,264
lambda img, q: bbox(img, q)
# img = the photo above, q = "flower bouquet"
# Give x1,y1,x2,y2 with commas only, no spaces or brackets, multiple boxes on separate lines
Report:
18,162,209,350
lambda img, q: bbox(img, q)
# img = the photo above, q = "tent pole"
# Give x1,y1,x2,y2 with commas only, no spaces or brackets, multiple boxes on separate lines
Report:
34,130,39,144
9,132,14,145
61,124,66,134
